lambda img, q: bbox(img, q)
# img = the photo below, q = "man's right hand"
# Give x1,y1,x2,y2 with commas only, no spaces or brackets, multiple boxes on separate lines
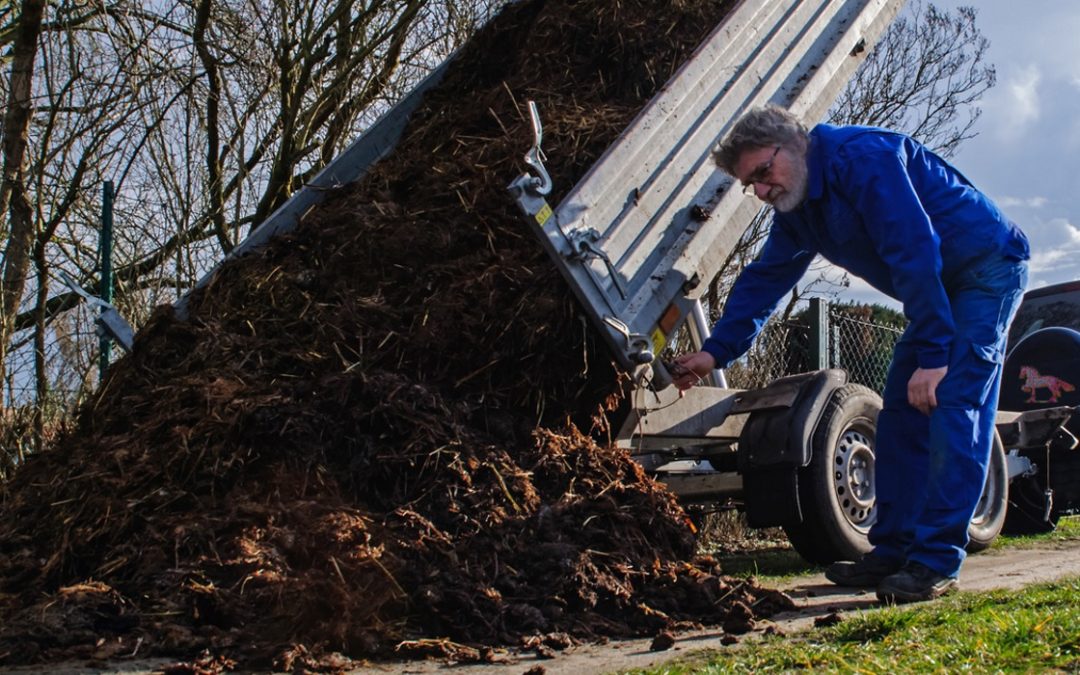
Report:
671,351,717,391
908,365,948,415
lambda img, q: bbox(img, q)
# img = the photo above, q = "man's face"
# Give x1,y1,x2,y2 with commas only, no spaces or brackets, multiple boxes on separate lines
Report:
734,144,808,212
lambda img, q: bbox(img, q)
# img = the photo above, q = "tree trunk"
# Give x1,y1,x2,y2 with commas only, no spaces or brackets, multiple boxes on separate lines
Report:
0,0,48,406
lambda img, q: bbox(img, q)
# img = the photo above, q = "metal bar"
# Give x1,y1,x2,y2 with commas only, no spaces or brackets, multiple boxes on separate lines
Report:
688,298,728,387
808,297,829,370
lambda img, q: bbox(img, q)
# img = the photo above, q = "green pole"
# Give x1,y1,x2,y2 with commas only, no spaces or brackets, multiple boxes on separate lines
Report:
99,181,114,381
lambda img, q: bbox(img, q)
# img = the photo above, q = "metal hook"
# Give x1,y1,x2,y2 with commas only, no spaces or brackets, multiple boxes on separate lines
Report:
523,101,552,196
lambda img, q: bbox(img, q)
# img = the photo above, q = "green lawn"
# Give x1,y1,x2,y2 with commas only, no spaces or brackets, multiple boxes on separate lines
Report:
989,513,1080,549
627,576,1080,673
705,515,1080,584
633,516,1080,674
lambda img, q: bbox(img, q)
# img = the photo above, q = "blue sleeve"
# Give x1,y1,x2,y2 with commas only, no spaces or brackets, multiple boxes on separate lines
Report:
837,146,954,368
701,219,812,368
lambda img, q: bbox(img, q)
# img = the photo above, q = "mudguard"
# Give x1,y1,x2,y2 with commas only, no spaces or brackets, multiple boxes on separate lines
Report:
736,369,849,470
736,368,848,527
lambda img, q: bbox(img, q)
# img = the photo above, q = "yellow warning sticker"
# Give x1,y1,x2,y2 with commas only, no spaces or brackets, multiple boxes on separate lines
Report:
651,328,667,355
535,202,553,226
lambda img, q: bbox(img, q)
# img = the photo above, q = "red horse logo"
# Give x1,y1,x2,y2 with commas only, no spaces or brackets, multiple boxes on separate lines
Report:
1018,366,1076,403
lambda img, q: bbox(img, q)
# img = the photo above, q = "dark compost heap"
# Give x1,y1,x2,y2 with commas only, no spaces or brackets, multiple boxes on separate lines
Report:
0,0,794,669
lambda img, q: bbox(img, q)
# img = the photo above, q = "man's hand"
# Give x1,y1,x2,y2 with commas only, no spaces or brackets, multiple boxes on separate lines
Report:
671,351,717,391
908,366,948,415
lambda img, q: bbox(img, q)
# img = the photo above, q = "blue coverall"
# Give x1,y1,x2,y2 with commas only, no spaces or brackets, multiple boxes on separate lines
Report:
702,124,1030,577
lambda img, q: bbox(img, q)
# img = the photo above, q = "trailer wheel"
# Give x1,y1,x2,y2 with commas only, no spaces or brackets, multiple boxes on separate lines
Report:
966,432,1009,551
783,383,879,564
784,383,1010,563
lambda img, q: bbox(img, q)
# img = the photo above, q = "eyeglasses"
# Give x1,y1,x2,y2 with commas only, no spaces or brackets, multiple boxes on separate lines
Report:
740,145,781,196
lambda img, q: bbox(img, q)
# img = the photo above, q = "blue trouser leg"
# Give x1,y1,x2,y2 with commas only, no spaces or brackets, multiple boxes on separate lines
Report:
870,255,1028,576
868,339,926,564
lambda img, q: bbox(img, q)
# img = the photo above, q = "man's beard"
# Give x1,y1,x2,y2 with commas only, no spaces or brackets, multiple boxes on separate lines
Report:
771,159,809,212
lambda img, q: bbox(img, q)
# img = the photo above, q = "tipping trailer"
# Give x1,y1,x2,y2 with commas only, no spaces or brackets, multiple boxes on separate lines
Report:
505,0,1079,563
155,0,1077,564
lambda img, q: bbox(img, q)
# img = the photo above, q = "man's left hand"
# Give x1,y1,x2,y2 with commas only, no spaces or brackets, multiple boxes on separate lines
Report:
908,366,948,415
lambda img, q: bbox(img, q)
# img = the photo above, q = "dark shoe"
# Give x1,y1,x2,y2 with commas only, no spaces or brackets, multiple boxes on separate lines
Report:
825,554,902,587
876,561,958,604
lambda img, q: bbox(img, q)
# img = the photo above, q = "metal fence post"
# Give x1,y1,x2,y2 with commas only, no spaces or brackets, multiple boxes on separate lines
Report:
808,297,829,370
99,181,114,381
832,323,841,371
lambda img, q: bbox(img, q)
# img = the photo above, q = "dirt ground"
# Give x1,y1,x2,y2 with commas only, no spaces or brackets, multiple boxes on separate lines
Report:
353,538,1080,675
5,537,1078,675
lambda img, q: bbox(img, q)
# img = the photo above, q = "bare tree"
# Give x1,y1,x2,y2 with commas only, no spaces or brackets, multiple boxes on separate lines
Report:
0,0,508,469
0,0,47,401
828,0,994,158
85,0,507,302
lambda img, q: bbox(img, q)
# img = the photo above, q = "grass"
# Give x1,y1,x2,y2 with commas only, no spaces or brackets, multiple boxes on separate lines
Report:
699,514,1080,585
990,513,1080,549
625,576,1080,674
638,515,1080,673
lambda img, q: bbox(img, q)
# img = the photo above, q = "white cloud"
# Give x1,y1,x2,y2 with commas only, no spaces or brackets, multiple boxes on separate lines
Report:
994,65,1042,141
1033,217,1080,246
997,196,1048,209
1030,247,1075,272
1024,217,1080,285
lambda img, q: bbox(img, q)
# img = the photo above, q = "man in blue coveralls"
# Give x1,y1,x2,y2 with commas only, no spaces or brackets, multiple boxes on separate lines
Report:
672,105,1030,604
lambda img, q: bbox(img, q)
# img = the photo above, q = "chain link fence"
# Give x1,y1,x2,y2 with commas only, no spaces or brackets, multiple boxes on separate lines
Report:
828,309,904,392
723,319,811,390
725,301,905,394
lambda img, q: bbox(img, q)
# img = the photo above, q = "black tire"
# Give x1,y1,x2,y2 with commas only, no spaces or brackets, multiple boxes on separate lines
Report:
783,383,880,564
783,383,1010,563
966,432,1009,551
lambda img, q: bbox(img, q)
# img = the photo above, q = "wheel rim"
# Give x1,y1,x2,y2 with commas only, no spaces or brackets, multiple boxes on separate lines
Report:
833,426,876,532
971,443,1002,527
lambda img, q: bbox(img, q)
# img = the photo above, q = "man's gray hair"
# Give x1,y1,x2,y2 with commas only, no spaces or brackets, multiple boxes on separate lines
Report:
713,105,809,174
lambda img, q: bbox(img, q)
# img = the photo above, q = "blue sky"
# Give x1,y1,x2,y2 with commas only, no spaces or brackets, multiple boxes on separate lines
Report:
839,0,1080,307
